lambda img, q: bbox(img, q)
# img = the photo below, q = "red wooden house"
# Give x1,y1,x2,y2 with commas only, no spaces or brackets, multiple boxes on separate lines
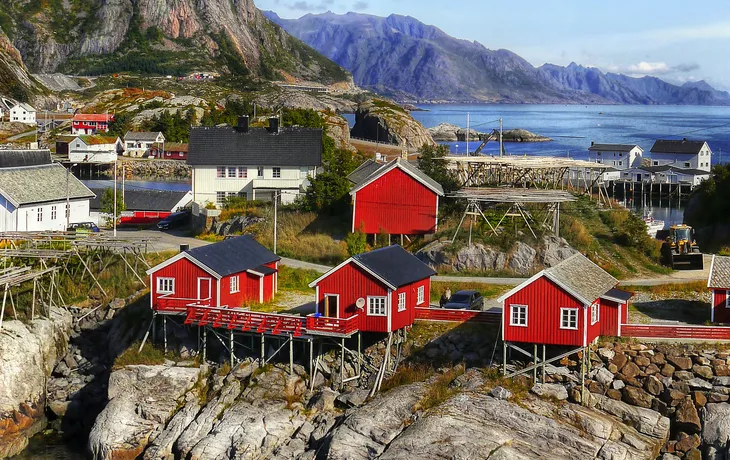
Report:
308,245,436,333
708,255,730,323
498,253,632,347
147,236,279,313
72,113,114,135
347,158,444,236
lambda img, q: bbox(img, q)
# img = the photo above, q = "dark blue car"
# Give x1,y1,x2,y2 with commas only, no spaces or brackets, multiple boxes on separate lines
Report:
157,211,191,230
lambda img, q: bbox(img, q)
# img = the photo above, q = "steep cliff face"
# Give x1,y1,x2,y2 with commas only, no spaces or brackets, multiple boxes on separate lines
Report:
0,0,348,84
350,99,435,150
0,29,43,101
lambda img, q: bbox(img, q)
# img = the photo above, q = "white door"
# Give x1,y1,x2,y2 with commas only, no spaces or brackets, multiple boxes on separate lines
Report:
197,277,211,301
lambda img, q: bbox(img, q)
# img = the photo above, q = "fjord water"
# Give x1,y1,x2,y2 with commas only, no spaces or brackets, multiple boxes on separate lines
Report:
410,104,730,160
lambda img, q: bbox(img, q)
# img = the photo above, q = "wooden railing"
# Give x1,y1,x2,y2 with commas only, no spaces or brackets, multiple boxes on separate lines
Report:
156,296,211,313
621,324,730,341
306,314,361,335
414,307,500,324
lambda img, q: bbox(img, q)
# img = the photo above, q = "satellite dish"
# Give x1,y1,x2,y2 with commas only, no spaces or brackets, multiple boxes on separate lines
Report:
356,298,365,309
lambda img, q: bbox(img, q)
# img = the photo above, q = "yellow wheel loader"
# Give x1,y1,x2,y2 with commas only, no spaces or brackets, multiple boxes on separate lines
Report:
661,224,703,270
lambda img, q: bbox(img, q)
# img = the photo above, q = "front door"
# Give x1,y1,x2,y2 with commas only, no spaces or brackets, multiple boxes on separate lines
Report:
324,295,339,318
197,278,212,302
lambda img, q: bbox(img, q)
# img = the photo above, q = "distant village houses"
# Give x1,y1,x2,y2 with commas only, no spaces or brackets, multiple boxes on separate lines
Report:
124,131,165,157
72,113,114,135
10,103,36,125
587,143,643,180
58,135,123,164
90,188,192,226
150,142,188,160
0,150,94,231
187,116,322,208
649,139,712,172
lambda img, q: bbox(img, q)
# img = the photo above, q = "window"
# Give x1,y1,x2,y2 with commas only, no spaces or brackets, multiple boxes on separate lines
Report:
257,166,264,178
684,162,691,168
157,277,175,294
597,152,601,156
273,167,281,178
216,191,226,204
367,296,387,316
653,161,659,166
619,153,623,157
65,203,70,219
230,275,240,293
217,167,225,178
618,161,623,166
228,167,237,178
510,304,527,326
37,207,43,222
398,292,406,312
560,308,579,330
238,167,247,178
417,286,425,305
591,302,599,325
51,206,57,220
726,291,730,308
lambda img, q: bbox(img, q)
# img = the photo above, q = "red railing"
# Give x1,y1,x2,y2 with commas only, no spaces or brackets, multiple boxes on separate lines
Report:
305,314,361,335
156,296,211,313
621,324,730,341
185,306,305,336
414,307,500,324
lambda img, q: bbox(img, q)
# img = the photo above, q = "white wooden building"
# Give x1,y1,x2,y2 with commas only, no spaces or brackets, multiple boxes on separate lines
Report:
9,103,36,125
649,139,712,172
188,117,322,207
124,131,165,157
68,135,123,164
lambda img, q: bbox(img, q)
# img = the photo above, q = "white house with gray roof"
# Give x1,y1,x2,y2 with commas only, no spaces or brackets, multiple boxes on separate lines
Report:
0,162,95,231
9,102,36,125
124,131,165,157
187,116,322,207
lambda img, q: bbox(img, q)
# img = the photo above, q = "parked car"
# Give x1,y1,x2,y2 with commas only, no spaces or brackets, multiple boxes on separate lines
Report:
68,222,100,234
157,211,191,230
443,290,484,310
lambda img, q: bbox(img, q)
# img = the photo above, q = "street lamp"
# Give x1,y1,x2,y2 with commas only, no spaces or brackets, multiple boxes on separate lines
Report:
66,163,78,230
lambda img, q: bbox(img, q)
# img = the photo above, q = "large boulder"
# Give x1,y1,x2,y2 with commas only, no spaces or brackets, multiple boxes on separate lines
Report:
350,99,435,150
703,403,730,455
509,242,537,275
541,235,578,267
453,243,507,272
0,307,72,458
88,364,202,460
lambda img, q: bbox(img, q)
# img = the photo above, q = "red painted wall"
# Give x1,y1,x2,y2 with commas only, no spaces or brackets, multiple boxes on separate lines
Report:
353,167,438,235
120,211,171,225
599,299,620,337
390,278,430,331
151,257,217,308
713,290,730,323
503,276,595,346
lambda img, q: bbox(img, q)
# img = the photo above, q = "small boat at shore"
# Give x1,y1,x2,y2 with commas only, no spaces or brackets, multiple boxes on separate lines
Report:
643,213,665,237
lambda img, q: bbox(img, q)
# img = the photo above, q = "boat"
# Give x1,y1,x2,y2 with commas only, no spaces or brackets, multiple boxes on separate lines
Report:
643,213,665,237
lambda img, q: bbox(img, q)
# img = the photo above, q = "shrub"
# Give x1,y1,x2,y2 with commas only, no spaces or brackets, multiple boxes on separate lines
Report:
345,230,368,256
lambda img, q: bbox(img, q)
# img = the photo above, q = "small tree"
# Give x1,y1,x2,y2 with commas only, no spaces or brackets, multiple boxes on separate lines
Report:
100,188,126,227
345,228,368,256
418,144,459,194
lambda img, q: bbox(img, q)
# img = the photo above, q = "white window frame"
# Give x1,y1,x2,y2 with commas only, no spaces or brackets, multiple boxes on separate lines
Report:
238,167,247,178
51,205,57,220
397,292,406,312
273,167,281,178
230,275,240,294
560,308,579,330
227,167,237,178
726,290,730,308
157,277,175,294
257,166,264,178
367,296,387,316
510,304,528,327
37,207,43,222
216,166,225,178
591,302,599,325
216,191,226,204
417,286,425,305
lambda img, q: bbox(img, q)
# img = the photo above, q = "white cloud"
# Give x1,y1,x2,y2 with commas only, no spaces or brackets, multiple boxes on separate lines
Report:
626,61,670,75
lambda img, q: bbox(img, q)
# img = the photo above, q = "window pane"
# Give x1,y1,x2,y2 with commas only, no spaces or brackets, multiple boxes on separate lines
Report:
217,167,225,178
228,167,236,178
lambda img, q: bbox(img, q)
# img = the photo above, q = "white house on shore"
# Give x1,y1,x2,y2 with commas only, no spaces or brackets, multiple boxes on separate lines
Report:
0,151,94,231
188,116,322,208
588,143,644,180
124,131,165,157
9,103,36,125
68,135,123,164
649,139,712,172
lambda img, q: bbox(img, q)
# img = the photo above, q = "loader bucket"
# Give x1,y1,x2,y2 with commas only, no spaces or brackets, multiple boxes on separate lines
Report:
671,253,704,270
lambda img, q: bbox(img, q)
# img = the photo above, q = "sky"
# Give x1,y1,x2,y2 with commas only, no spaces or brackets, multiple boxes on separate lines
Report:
257,0,730,90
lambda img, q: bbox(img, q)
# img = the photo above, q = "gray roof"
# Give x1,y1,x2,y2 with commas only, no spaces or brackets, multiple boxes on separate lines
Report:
352,245,437,288
185,235,279,277
545,253,618,304
588,143,641,152
347,159,383,185
124,131,164,142
601,288,634,303
709,256,730,289
0,163,95,206
349,158,444,196
187,126,323,167
651,139,708,155
14,102,35,112
0,150,51,168
640,165,710,176
89,188,190,212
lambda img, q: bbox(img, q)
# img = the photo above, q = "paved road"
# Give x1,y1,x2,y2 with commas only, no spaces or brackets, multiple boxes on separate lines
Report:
131,228,709,286
7,129,37,141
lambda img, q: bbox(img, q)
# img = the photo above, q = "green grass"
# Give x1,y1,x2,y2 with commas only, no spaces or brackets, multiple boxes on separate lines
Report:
381,364,436,392
278,266,320,293
113,341,166,369
415,366,465,411
622,281,708,297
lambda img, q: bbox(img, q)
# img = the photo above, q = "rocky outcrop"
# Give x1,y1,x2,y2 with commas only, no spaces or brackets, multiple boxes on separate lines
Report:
88,364,203,460
0,30,45,103
350,99,435,150
417,235,578,275
321,111,356,152
428,123,552,143
0,307,72,458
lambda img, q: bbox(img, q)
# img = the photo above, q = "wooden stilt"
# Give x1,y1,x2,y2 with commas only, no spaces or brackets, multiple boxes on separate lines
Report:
230,329,235,365
533,343,537,383
502,341,507,375
357,332,362,376
580,347,586,406
542,345,546,383
0,284,7,329
289,334,294,375
340,337,345,389
138,317,154,353
203,327,207,362
31,278,37,320
8,286,17,320
261,333,265,362
309,339,314,383
163,316,168,355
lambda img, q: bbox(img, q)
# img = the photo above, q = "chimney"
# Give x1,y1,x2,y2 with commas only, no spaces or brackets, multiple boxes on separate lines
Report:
236,115,249,133
591,141,594,146
268,117,279,133
180,244,189,252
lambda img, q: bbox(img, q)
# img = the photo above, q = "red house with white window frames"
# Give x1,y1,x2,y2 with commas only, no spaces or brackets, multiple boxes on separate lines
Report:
147,236,279,313
308,245,436,333
347,158,444,236
708,255,730,323
498,253,632,346
72,113,114,135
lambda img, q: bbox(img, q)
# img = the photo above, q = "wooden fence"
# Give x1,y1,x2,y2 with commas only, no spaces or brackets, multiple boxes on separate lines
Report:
414,307,500,324
621,324,730,341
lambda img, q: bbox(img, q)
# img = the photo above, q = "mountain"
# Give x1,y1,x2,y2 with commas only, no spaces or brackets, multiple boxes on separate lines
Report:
0,0,349,84
0,28,44,101
267,11,729,105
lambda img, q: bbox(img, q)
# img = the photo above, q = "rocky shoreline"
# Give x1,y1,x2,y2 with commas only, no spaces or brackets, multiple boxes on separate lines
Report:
427,122,552,142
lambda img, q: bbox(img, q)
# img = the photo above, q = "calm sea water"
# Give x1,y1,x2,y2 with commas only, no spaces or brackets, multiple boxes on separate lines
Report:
346,104,730,161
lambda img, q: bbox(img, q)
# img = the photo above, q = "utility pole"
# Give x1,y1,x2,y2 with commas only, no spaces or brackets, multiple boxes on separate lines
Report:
113,159,117,237
66,164,77,230
466,112,470,156
499,118,503,157
122,163,125,205
273,191,278,254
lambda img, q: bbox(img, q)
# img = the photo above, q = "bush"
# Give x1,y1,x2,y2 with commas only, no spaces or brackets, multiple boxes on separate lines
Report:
345,230,368,256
